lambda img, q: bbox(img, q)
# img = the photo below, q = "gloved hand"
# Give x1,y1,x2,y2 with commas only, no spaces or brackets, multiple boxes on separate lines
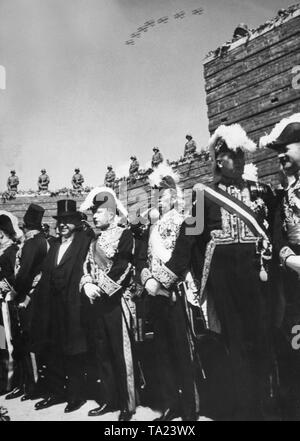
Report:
145,278,160,297
286,255,300,276
18,295,31,309
84,283,101,304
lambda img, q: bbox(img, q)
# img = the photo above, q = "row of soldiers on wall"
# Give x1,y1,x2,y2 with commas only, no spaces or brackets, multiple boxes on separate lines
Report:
1,115,300,421
5,168,85,197
4,134,198,196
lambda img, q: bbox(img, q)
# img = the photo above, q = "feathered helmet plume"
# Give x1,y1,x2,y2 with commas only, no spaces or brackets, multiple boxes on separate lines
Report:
0,210,23,240
259,113,300,150
148,162,180,190
208,124,257,160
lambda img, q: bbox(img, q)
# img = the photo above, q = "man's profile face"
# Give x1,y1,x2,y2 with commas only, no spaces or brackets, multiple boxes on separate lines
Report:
282,143,300,171
216,150,245,180
58,218,76,238
93,207,114,229
158,188,177,214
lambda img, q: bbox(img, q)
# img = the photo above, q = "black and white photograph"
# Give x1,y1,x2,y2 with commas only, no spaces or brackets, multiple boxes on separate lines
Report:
0,0,300,424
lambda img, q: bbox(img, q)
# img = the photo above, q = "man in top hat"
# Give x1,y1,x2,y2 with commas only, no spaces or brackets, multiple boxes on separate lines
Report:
134,163,200,421
167,124,277,420
72,168,85,191
184,133,197,157
38,169,50,192
0,212,22,396
104,165,116,188
151,147,163,169
260,113,300,419
79,187,136,421
7,204,49,401
32,200,93,413
129,156,140,176
7,170,19,197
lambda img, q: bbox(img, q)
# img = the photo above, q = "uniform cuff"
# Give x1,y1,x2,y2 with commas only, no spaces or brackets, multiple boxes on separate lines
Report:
141,268,153,287
151,259,178,289
279,246,296,268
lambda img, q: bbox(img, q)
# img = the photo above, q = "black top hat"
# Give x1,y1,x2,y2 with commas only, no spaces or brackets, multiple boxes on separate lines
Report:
0,215,15,238
268,122,300,151
23,204,45,230
53,199,81,220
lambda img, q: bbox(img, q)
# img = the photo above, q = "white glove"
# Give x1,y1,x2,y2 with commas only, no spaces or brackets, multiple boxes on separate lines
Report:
286,255,300,276
18,295,31,309
5,289,17,302
145,278,160,297
84,283,101,304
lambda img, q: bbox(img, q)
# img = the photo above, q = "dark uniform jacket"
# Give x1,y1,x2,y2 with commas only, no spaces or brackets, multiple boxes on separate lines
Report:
15,232,48,303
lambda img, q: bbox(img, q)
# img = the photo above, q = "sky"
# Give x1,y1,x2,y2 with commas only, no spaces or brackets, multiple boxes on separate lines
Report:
0,0,296,190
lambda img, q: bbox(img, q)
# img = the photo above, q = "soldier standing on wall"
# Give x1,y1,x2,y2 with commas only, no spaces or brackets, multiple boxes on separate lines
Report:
151,148,163,169
104,165,116,188
38,169,50,192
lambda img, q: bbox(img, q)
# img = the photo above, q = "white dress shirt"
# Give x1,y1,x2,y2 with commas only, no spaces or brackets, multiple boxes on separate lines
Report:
57,236,74,265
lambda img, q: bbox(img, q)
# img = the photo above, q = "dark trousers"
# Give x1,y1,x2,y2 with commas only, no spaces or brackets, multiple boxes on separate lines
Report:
92,297,131,410
43,350,87,402
274,267,300,419
149,294,196,417
208,244,272,419
10,305,37,394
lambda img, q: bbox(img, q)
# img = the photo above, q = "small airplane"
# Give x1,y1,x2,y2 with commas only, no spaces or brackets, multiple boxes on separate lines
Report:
192,8,204,15
144,19,155,27
174,11,185,19
125,39,135,45
131,32,141,38
157,16,169,24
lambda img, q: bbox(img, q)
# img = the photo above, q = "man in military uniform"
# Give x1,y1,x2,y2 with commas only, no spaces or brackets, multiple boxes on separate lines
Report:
135,164,200,421
151,148,163,168
260,113,300,419
8,204,48,401
38,169,50,192
0,212,22,396
184,134,197,157
72,168,85,191
104,165,116,188
129,156,139,176
7,171,19,198
167,124,276,420
79,187,136,421
32,200,92,413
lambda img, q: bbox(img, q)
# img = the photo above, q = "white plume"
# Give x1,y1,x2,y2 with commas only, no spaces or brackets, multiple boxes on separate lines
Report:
148,162,180,188
259,113,300,148
79,186,128,217
0,210,23,240
208,124,257,154
242,163,258,182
